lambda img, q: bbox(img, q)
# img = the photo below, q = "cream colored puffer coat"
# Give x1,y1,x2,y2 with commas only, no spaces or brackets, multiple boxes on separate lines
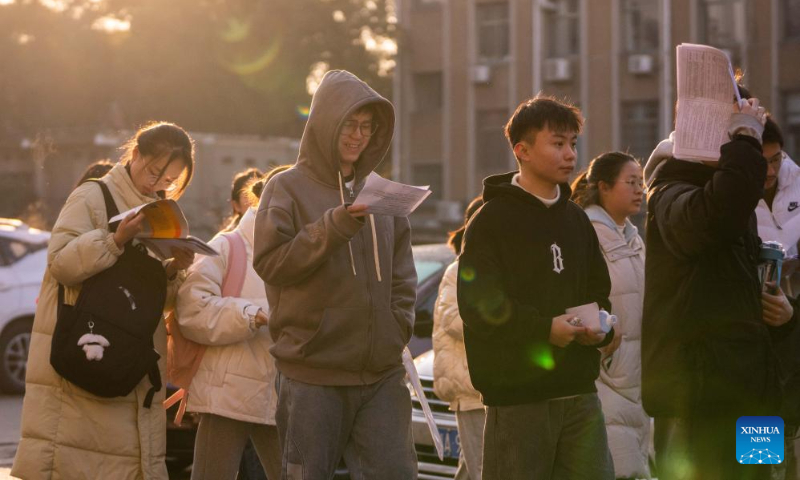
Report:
586,205,650,480
12,164,182,480
175,208,277,424
432,261,483,412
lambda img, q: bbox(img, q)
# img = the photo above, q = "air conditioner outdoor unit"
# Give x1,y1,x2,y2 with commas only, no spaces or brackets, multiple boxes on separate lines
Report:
543,58,572,82
471,65,492,84
628,54,654,75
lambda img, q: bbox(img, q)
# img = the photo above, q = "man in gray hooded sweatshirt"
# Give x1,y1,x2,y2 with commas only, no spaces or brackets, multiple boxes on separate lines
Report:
253,70,418,479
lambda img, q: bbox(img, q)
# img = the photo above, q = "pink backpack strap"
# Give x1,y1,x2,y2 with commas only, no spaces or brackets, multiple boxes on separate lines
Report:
220,232,247,298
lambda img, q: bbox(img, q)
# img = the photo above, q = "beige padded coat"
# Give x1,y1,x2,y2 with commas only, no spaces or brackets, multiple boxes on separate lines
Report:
12,164,182,480
586,205,651,480
432,261,483,412
175,207,277,425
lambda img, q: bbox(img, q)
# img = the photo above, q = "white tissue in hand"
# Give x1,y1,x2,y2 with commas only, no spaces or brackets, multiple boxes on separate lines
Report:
598,310,617,334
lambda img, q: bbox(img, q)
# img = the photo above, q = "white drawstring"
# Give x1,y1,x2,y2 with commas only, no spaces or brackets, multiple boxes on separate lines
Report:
338,172,357,277
369,214,382,282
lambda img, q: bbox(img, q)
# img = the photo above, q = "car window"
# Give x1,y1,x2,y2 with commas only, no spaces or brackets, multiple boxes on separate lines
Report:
414,260,445,285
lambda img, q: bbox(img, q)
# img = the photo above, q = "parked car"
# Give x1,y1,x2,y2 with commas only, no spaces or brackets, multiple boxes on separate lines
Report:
0,219,49,394
166,243,457,475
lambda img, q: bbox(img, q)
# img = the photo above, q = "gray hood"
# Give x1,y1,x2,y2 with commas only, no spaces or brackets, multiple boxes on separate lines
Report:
584,204,639,244
296,70,395,188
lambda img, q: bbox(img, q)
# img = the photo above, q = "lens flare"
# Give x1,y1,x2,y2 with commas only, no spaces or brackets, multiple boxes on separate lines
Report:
529,344,555,370
460,267,476,283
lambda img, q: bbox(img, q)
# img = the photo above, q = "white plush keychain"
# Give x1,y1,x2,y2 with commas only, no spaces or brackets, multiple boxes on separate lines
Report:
77,321,110,361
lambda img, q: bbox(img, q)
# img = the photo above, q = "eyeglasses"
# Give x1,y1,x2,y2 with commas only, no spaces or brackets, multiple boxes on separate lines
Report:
145,163,179,192
618,179,644,189
340,120,378,137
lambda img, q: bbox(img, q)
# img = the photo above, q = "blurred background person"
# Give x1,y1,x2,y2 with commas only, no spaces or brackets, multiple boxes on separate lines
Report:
223,168,264,232
432,196,484,480
72,159,115,189
571,152,650,480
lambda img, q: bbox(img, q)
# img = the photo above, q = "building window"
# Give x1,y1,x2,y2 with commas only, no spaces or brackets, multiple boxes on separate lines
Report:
546,0,580,58
786,0,800,39
221,156,233,165
414,0,442,8
622,0,659,53
244,157,257,167
477,2,510,62
786,92,800,160
413,164,443,201
621,101,659,161
698,0,748,67
476,109,511,181
413,73,443,112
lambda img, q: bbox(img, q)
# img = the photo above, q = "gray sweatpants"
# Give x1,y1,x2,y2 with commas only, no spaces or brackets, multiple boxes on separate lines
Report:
191,413,281,480
454,408,486,480
482,393,614,480
275,369,417,480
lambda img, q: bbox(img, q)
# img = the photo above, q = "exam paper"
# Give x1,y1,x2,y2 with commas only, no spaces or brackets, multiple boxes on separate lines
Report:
674,43,738,162
109,199,218,258
403,347,444,461
353,173,432,217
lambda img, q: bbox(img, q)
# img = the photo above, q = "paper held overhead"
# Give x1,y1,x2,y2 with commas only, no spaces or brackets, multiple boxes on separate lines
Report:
673,43,740,162
353,173,433,217
110,199,218,258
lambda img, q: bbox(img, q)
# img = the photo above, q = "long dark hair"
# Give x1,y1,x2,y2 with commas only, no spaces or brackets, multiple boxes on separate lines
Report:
448,196,484,255
570,152,638,208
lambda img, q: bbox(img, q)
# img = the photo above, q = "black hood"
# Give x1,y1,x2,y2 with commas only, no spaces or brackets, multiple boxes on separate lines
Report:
482,171,573,209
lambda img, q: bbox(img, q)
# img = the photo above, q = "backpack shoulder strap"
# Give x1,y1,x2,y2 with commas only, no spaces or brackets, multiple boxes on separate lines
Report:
87,179,121,232
220,232,247,298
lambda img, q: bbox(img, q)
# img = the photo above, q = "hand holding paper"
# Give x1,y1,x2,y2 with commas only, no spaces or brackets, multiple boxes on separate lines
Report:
352,173,432,217
109,199,218,258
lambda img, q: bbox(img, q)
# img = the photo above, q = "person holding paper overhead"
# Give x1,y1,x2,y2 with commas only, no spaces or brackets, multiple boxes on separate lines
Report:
253,70,417,479
457,95,616,480
642,94,797,480
12,122,196,480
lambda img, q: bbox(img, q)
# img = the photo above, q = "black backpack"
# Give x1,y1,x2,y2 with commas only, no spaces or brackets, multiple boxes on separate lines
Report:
50,180,166,407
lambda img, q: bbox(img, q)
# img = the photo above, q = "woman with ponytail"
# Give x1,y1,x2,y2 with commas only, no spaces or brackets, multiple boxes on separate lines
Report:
570,152,650,480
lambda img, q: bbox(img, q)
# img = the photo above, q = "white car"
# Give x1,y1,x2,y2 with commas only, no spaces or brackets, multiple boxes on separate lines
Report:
0,219,49,393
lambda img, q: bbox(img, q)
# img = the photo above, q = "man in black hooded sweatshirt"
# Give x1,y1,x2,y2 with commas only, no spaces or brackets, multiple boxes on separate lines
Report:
458,96,615,479
643,96,797,480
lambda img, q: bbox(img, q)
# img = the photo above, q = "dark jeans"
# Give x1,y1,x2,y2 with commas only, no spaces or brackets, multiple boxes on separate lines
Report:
482,393,614,480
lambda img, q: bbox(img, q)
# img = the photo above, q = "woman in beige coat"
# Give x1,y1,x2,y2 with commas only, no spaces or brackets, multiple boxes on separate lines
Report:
571,152,650,479
12,122,196,480
175,175,280,480
432,197,485,480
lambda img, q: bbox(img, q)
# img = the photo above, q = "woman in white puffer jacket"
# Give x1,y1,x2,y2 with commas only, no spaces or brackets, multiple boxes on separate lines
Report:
571,152,650,480
433,197,485,480
176,174,281,480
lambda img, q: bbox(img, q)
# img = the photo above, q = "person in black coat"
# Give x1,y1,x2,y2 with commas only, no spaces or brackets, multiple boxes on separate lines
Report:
642,97,797,480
